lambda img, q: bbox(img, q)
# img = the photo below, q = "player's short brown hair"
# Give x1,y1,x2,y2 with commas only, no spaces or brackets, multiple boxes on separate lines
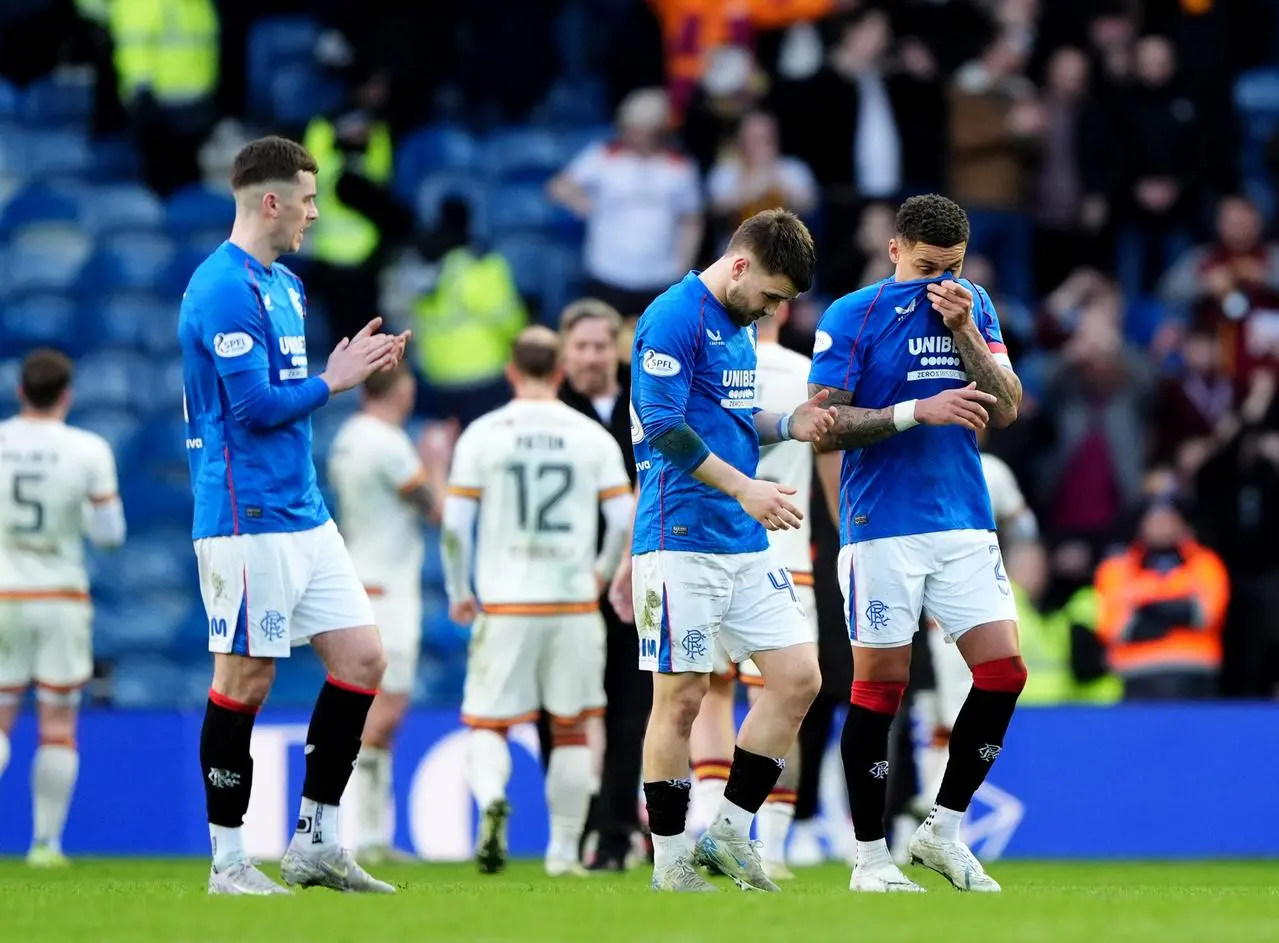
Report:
20,348,73,410
363,361,412,400
559,298,622,338
511,326,561,380
230,136,319,191
895,194,970,248
726,208,816,293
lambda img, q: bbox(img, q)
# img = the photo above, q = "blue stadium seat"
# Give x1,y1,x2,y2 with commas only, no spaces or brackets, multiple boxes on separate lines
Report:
0,79,17,119
0,183,81,232
492,235,579,314
115,531,197,596
269,64,343,127
269,646,330,707
110,655,187,708
0,123,22,176
100,592,191,655
75,351,147,411
0,359,19,411
421,525,444,587
90,291,180,356
139,417,191,475
146,356,186,417
80,233,175,294
395,126,479,200
20,130,92,177
246,17,324,124
165,184,234,234
482,126,569,183
487,183,560,235
6,224,91,294
19,76,93,128
1,292,81,355
415,172,489,238
70,410,143,471
82,184,165,236
85,134,141,182
534,78,608,127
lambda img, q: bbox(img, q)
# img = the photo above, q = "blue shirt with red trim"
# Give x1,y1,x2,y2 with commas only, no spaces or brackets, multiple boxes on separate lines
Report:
630,273,767,556
809,275,1010,545
179,241,331,539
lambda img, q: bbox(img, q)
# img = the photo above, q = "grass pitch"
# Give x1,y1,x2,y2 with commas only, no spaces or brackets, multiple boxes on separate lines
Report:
1,859,1277,943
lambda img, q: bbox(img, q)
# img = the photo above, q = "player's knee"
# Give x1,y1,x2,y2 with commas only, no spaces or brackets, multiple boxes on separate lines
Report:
213,656,275,706
653,674,709,733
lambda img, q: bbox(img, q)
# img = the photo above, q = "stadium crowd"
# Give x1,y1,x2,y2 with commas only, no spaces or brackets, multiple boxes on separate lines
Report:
3,0,1279,720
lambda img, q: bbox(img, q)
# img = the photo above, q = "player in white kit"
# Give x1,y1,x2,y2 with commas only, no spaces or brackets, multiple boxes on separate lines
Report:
0,350,126,866
441,326,634,877
328,363,434,862
686,302,818,881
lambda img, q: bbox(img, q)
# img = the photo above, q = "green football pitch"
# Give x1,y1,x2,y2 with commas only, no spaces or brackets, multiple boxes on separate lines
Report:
2,859,1277,943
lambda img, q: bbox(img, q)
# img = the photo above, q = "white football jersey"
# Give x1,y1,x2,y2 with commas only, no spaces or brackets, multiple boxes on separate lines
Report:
755,342,813,576
449,399,631,610
980,452,1026,526
328,413,428,594
0,417,119,593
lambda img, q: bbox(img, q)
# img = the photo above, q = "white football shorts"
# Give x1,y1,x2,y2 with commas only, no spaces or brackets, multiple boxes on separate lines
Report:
718,580,818,685
460,607,606,725
839,529,1018,649
367,586,422,696
0,595,93,693
634,550,812,675
196,520,375,659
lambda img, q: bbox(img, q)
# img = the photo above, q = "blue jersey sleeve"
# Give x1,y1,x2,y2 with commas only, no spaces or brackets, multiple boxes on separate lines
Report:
809,295,866,394
633,307,700,441
201,278,329,431
964,280,1011,366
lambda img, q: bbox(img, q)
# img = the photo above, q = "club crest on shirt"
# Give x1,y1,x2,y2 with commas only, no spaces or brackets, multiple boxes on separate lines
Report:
287,286,305,318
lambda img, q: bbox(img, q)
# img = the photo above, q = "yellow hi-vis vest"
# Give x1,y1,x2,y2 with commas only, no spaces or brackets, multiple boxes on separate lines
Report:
302,118,393,267
110,0,218,105
414,247,526,388
1018,585,1122,705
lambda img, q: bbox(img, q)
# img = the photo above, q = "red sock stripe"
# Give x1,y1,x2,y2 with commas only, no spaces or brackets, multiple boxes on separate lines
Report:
208,688,259,715
768,788,797,804
326,674,378,697
692,758,732,781
971,657,1028,693
850,680,906,715
553,733,589,748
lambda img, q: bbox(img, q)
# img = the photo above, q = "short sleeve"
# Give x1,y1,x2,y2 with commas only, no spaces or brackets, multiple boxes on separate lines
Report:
383,431,428,495
595,430,632,501
447,424,485,499
565,142,607,191
86,435,119,502
968,281,1012,370
197,278,269,378
808,296,866,395
631,301,701,439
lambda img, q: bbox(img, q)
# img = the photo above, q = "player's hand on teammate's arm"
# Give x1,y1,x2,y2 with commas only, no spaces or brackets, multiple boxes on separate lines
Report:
786,388,839,443
734,477,803,532
450,597,478,626
319,317,399,393
915,382,999,432
926,279,974,332
608,554,634,623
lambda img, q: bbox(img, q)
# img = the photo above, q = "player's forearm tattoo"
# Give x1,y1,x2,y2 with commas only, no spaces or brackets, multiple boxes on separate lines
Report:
952,327,1022,424
807,384,898,451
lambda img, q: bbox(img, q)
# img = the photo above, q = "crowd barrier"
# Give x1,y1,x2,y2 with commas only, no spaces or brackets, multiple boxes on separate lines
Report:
1,704,1274,858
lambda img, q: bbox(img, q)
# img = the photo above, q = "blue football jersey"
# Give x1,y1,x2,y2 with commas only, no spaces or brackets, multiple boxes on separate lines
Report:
809,275,1010,545
178,242,331,539
630,273,766,556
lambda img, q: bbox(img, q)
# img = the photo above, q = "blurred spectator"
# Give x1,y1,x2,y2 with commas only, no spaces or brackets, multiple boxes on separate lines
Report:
1113,35,1201,297
948,30,1043,304
410,197,526,427
456,0,559,125
1152,322,1239,483
303,82,416,342
1160,196,1279,387
706,110,817,249
822,200,896,298
1036,286,1154,560
1095,496,1230,700
681,45,769,173
548,88,703,318
1008,540,1120,704
1032,46,1119,293
109,0,220,197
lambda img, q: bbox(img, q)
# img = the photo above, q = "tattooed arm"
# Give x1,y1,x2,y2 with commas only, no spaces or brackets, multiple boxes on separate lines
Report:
808,384,898,452
950,322,1022,428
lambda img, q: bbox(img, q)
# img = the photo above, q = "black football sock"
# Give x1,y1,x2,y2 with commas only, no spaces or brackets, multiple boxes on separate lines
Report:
842,681,906,845
201,691,257,830
300,676,376,806
643,779,691,837
721,745,785,817
934,658,1026,819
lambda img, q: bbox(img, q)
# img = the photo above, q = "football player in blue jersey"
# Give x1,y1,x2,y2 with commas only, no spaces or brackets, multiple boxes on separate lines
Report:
808,194,1026,893
618,209,837,892
179,136,409,895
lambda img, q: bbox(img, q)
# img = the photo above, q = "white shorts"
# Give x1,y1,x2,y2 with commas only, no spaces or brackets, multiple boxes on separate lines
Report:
460,608,606,725
634,550,811,675
367,587,422,695
196,520,375,659
839,529,1018,649
0,596,93,693
717,581,818,686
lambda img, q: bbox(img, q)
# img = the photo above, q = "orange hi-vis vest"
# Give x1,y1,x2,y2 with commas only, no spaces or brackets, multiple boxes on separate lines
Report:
1095,540,1229,678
